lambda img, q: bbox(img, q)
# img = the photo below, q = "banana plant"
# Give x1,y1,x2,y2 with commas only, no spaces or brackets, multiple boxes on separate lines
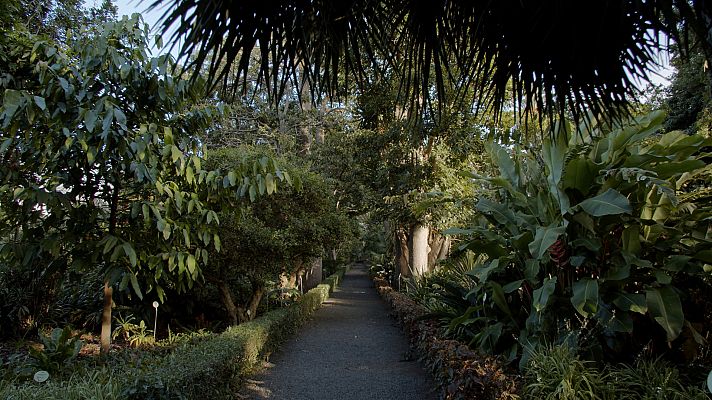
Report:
442,110,712,363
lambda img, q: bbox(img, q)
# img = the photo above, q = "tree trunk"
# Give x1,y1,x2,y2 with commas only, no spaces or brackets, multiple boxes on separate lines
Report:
395,227,410,278
238,285,265,323
100,281,113,355
215,280,239,326
409,224,430,278
303,257,322,291
427,231,451,270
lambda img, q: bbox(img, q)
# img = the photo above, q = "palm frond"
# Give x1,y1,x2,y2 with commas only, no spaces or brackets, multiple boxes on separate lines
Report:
148,0,712,125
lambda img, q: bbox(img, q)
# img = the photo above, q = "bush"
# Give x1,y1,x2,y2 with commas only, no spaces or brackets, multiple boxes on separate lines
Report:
323,265,350,293
2,274,346,399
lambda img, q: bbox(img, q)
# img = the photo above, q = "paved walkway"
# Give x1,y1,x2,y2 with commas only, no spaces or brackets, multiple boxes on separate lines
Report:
241,263,437,400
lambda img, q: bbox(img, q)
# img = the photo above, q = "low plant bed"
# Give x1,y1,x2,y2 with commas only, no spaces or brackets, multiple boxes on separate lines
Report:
373,277,520,400
0,268,350,400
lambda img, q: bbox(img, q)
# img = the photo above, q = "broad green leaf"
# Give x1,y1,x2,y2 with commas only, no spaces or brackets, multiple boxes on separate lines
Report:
186,254,196,275
655,271,672,285
609,312,634,333
102,235,118,254
486,142,519,187
228,171,237,186
129,274,143,300
563,157,597,194
84,110,98,133
265,173,275,194
122,242,137,267
604,263,630,281
529,223,565,259
621,225,641,254
489,282,512,317
468,259,505,283
571,278,599,317
542,135,567,185
477,198,518,228
33,96,46,111
186,166,194,184
646,286,684,342
171,145,182,162
576,188,632,217
524,259,540,283
2,89,23,118
249,185,256,202
182,229,190,247
502,279,524,293
532,277,557,312
213,234,221,252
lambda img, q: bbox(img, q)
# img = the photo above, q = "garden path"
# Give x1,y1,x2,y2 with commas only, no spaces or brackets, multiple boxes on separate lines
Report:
240,263,437,400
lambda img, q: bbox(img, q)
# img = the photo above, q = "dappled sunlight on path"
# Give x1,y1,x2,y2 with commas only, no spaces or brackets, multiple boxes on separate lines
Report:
240,263,437,400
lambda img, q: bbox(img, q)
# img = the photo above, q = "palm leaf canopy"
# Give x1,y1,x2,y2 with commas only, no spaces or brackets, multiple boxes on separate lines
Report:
150,0,712,122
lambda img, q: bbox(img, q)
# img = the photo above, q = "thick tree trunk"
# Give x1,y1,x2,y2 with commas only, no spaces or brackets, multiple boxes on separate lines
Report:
215,280,239,326
395,227,410,278
303,257,322,291
427,232,451,270
100,281,113,355
409,224,430,278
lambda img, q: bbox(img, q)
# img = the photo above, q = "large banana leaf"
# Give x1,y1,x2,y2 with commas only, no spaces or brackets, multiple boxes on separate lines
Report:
576,188,631,217
646,286,684,342
528,223,565,260
571,278,599,318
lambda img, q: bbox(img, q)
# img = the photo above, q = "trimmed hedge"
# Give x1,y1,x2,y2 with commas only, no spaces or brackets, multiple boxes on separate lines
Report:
373,277,520,400
323,265,350,293
2,271,347,400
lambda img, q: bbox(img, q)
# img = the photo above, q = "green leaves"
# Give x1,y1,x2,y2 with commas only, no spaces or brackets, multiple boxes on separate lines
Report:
571,279,598,318
532,277,557,312
646,287,684,342
84,109,98,133
576,188,631,217
529,224,565,260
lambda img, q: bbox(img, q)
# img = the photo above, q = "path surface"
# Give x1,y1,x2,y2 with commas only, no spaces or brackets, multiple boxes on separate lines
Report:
241,263,437,400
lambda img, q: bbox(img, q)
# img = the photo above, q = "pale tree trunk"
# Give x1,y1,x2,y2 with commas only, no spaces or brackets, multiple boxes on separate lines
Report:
303,257,323,291
409,224,430,278
100,281,113,355
427,231,451,269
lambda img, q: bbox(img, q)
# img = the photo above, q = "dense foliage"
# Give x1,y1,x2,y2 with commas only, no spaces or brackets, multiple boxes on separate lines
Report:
413,111,712,374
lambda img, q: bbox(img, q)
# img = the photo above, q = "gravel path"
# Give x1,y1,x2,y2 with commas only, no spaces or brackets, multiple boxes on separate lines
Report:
241,263,437,400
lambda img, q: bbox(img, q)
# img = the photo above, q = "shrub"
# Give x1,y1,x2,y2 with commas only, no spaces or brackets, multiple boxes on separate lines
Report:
2,271,347,399
323,265,350,293
522,345,606,400
522,344,710,400
28,327,83,376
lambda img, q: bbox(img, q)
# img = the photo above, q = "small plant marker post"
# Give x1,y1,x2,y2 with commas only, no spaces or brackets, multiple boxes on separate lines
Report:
153,301,159,340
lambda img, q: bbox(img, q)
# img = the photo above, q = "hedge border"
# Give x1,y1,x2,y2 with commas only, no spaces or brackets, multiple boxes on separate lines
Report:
373,277,520,400
2,266,352,400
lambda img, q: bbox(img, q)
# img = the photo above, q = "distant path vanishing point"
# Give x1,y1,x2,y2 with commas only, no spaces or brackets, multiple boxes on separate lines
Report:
242,263,437,400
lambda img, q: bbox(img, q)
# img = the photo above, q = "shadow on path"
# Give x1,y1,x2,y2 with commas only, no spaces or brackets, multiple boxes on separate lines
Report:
240,263,437,400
